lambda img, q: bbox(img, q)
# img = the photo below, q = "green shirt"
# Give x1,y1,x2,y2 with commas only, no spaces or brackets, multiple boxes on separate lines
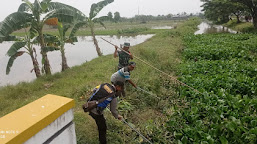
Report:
118,51,131,68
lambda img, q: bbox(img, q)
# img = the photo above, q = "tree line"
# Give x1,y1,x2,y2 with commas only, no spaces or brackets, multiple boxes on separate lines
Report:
201,0,257,27
108,12,201,23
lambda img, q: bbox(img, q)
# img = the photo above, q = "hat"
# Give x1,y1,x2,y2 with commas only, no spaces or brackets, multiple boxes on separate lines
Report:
123,42,130,47
114,81,124,88
129,62,136,67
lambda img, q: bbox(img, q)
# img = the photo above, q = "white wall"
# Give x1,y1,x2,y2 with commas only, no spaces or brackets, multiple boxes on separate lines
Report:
25,109,76,144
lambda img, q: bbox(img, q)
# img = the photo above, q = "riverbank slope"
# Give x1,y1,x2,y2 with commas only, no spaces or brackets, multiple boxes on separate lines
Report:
224,19,257,33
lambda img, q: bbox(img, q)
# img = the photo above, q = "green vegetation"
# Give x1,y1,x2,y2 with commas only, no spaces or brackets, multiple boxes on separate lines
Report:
224,20,257,33
0,17,200,143
113,12,121,23
117,27,149,34
168,33,257,143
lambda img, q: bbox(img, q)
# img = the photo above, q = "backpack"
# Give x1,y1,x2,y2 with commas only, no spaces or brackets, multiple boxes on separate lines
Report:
82,83,115,112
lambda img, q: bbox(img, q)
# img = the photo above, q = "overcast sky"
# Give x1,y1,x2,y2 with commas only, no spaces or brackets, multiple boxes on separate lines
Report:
0,0,203,21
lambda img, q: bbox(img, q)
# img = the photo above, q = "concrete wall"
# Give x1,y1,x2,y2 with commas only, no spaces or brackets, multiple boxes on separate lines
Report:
0,94,76,144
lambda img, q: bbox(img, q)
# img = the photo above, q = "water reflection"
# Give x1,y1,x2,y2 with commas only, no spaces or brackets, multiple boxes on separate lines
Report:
152,26,173,29
195,22,237,34
0,34,154,87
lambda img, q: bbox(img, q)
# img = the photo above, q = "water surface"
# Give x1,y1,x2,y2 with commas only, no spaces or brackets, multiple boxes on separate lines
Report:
195,22,237,34
152,26,173,29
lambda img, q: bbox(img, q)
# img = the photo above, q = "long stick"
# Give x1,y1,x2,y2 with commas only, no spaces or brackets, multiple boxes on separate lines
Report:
122,118,153,144
106,107,152,143
100,37,202,94
101,37,116,46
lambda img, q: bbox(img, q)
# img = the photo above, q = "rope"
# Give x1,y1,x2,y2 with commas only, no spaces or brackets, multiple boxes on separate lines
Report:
106,108,153,144
100,37,202,95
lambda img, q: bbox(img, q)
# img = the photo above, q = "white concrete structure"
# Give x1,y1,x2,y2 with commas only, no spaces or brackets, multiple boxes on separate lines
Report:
0,94,76,144
25,109,76,144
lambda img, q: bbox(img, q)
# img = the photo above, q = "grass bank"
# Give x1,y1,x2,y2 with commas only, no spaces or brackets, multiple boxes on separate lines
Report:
224,20,257,33
0,18,200,143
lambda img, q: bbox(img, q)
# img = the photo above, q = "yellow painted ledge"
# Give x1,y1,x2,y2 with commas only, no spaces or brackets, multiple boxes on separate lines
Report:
0,94,75,144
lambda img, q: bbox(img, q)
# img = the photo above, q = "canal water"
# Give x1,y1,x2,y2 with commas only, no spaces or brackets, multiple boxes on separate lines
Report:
0,35,154,87
152,26,173,29
195,22,237,34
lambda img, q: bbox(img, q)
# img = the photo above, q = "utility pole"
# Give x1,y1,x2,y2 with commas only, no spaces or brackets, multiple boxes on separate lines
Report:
138,6,140,15
137,0,140,16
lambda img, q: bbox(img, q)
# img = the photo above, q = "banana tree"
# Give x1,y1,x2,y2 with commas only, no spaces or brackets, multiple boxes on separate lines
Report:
44,0,114,57
57,22,80,71
43,21,79,71
6,33,41,77
0,0,82,75
44,8,87,71
51,0,113,57
6,30,60,77
88,0,114,56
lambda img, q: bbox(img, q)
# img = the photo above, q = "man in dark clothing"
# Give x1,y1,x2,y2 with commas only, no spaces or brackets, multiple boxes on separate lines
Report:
88,81,124,144
114,42,133,69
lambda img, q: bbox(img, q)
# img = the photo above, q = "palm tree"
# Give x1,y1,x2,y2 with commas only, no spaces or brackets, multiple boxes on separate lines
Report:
0,0,82,75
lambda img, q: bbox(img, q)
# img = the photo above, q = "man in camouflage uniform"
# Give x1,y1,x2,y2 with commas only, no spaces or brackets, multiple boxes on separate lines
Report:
113,42,133,69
